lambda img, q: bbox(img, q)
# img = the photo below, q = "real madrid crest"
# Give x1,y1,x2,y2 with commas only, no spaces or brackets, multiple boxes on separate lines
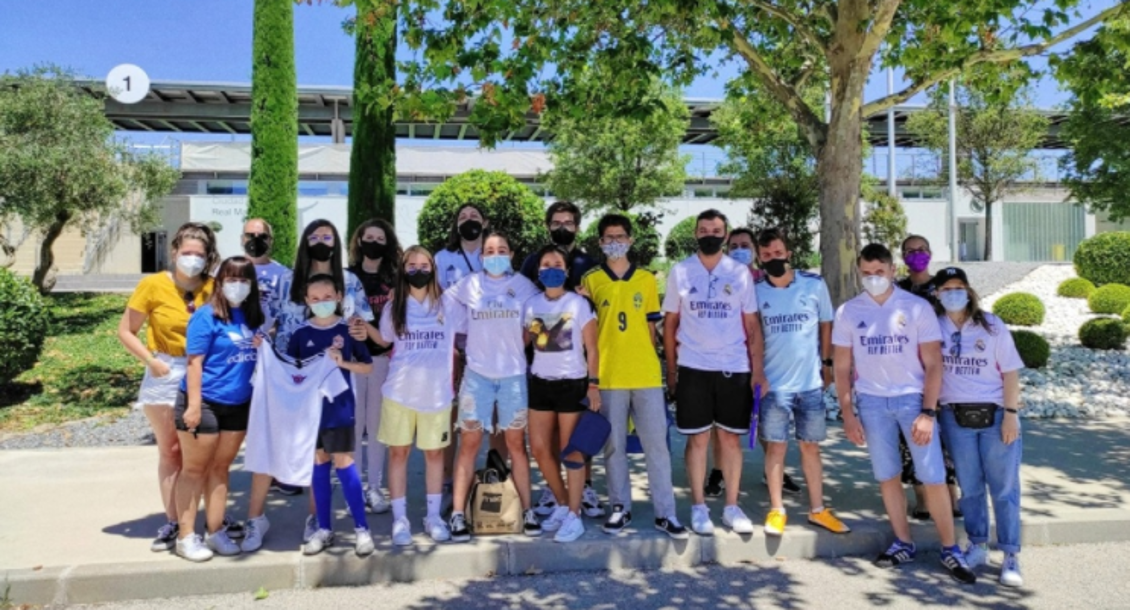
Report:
975,339,986,352
896,313,907,328
724,284,733,296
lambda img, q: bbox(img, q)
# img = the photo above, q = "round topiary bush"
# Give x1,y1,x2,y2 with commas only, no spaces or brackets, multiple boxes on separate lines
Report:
1011,330,1050,369
992,292,1046,327
1057,277,1096,299
663,216,698,261
0,268,50,385
417,170,550,264
579,210,662,267
1088,283,1130,315
1073,231,1130,287
1078,317,1129,350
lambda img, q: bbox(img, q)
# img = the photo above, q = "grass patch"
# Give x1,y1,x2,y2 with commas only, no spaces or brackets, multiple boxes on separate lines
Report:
0,293,138,432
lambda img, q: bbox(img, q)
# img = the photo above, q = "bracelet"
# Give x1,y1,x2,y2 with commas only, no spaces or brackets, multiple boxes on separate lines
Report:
1004,408,1019,414
919,408,937,418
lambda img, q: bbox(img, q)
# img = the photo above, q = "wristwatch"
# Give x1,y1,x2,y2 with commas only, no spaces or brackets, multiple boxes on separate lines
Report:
588,377,600,387
919,408,937,418
1004,408,1019,414
821,358,833,368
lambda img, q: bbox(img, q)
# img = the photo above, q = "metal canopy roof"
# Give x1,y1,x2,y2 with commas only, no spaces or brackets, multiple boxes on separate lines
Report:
78,79,1075,149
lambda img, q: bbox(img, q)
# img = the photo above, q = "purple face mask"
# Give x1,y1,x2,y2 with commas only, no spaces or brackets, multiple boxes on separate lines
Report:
904,251,931,273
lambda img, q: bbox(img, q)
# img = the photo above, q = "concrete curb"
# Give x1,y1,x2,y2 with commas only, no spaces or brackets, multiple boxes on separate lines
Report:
6,509,1130,606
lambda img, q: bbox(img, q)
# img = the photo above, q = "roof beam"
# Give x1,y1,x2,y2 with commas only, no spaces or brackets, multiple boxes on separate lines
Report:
302,123,315,136
433,124,441,139
409,124,416,139
187,121,207,132
217,121,237,135
128,119,154,132
157,120,182,132
457,124,468,140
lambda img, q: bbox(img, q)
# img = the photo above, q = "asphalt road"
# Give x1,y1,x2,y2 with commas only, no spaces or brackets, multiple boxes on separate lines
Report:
67,541,1127,610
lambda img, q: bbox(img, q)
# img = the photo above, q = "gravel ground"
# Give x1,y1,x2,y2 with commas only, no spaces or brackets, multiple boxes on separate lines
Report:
933,261,1047,298
0,409,153,450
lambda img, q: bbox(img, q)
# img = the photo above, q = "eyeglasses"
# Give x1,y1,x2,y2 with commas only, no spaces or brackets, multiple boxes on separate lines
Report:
184,291,197,314
949,331,962,358
307,234,334,244
600,235,630,244
549,221,577,230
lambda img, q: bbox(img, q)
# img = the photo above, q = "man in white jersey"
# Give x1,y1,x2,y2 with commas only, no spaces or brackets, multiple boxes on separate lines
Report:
832,243,976,584
752,228,849,537
663,209,768,536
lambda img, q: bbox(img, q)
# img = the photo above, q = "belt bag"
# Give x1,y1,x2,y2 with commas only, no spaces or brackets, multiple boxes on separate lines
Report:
950,403,998,429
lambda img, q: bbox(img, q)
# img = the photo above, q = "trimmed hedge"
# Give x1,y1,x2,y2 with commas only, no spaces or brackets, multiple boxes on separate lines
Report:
663,216,698,260
992,292,1046,327
1088,283,1130,315
1079,318,1129,350
1057,277,1096,299
1011,330,1050,369
0,269,50,384
1074,231,1130,287
578,211,661,267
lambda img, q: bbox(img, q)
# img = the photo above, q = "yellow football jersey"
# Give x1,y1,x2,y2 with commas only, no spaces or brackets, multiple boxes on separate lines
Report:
581,264,663,389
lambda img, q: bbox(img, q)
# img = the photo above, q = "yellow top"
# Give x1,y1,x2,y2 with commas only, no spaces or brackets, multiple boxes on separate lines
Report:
581,264,663,389
127,273,215,357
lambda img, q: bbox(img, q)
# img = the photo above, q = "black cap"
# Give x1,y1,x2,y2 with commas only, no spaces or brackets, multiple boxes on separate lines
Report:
931,266,969,287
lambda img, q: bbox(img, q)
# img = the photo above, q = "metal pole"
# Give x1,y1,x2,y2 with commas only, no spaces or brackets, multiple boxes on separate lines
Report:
887,66,897,197
948,79,959,262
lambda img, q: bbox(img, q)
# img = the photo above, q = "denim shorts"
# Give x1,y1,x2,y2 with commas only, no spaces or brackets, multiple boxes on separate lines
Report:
759,388,826,443
856,393,945,485
457,368,528,433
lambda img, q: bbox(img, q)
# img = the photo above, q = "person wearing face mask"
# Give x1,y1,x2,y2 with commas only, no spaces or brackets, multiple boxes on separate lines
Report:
581,215,687,540
898,235,938,306
347,218,402,516
932,267,1026,588
832,244,976,584
445,232,543,542
169,257,265,561
663,209,769,537
119,222,219,554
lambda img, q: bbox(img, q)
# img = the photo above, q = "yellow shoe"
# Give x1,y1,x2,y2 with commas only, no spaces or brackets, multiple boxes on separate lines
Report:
808,508,851,534
764,509,787,536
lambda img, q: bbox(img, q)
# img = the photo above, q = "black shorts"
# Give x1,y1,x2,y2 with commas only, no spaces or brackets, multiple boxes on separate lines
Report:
174,391,250,434
529,376,588,414
674,366,752,435
316,426,355,454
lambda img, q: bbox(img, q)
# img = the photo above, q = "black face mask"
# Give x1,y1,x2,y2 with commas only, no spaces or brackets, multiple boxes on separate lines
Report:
360,240,387,260
243,235,270,258
406,271,433,289
550,227,576,247
761,258,789,278
308,243,334,262
697,236,725,256
458,220,483,242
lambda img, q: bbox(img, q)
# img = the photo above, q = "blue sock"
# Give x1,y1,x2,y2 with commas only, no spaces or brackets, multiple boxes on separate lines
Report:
337,464,369,531
313,462,333,531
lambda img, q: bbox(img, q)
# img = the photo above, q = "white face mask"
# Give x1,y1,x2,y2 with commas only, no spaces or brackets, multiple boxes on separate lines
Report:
862,274,891,297
176,254,206,277
222,281,251,306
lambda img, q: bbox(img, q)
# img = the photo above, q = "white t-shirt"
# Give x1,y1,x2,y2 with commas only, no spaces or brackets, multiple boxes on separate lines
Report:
435,246,483,290
243,344,349,487
661,254,759,373
832,287,943,398
524,291,595,380
447,271,541,379
938,312,1024,405
379,294,464,412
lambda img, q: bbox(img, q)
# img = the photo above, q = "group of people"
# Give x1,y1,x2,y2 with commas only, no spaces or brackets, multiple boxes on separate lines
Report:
118,201,1025,588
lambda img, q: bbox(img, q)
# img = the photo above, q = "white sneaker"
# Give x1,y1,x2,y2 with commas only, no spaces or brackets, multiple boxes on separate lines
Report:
554,511,585,543
964,542,989,568
534,488,558,517
691,505,715,536
424,515,452,542
541,505,571,533
303,528,334,555
582,484,605,518
355,527,375,557
392,517,413,547
302,515,318,543
240,516,269,553
1000,553,1023,588
175,534,214,563
722,505,755,534
205,530,241,556
366,487,391,514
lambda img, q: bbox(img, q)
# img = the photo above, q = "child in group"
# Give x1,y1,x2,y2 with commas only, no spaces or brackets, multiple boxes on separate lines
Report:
287,274,375,557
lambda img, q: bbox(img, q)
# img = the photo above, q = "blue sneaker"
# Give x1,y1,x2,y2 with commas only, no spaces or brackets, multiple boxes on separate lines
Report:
874,540,916,568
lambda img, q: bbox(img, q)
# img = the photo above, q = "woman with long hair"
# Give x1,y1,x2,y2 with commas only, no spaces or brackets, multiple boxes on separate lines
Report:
171,257,265,561
118,222,219,554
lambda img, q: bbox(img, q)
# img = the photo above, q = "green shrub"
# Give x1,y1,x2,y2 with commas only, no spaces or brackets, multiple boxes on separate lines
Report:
0,269,50,384
1122,304,1130,325
578,210,662,267
1088,283,1130,314
1057,277,1096,299
417,170,550,264
992,292,1046,327
1073,231,1130,287
1078,318,1129,350
1011,330,1050,369
664,216,699,260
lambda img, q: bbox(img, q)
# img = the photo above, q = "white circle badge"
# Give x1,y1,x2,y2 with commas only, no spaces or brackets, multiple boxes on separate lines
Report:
105,64,150,104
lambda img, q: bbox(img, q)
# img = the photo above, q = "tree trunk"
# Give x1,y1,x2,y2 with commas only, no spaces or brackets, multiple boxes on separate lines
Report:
347,6,397,237
32,212,70,294
817,96,865,306
983,200,993,261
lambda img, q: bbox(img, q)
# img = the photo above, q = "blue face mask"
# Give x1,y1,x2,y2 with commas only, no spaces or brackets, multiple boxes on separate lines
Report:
538,267,567,289
309,301,338,319
482,254,511,276
729,248,753,266
939,289,970,312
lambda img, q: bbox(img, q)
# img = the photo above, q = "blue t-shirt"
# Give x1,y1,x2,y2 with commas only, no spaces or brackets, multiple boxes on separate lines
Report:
287,320,372,430
756,271,834,393
255,260,289,311
181,305,258,405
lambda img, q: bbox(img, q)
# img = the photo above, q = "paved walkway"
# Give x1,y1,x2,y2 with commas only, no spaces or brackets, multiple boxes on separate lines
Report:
2,418,1129,605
